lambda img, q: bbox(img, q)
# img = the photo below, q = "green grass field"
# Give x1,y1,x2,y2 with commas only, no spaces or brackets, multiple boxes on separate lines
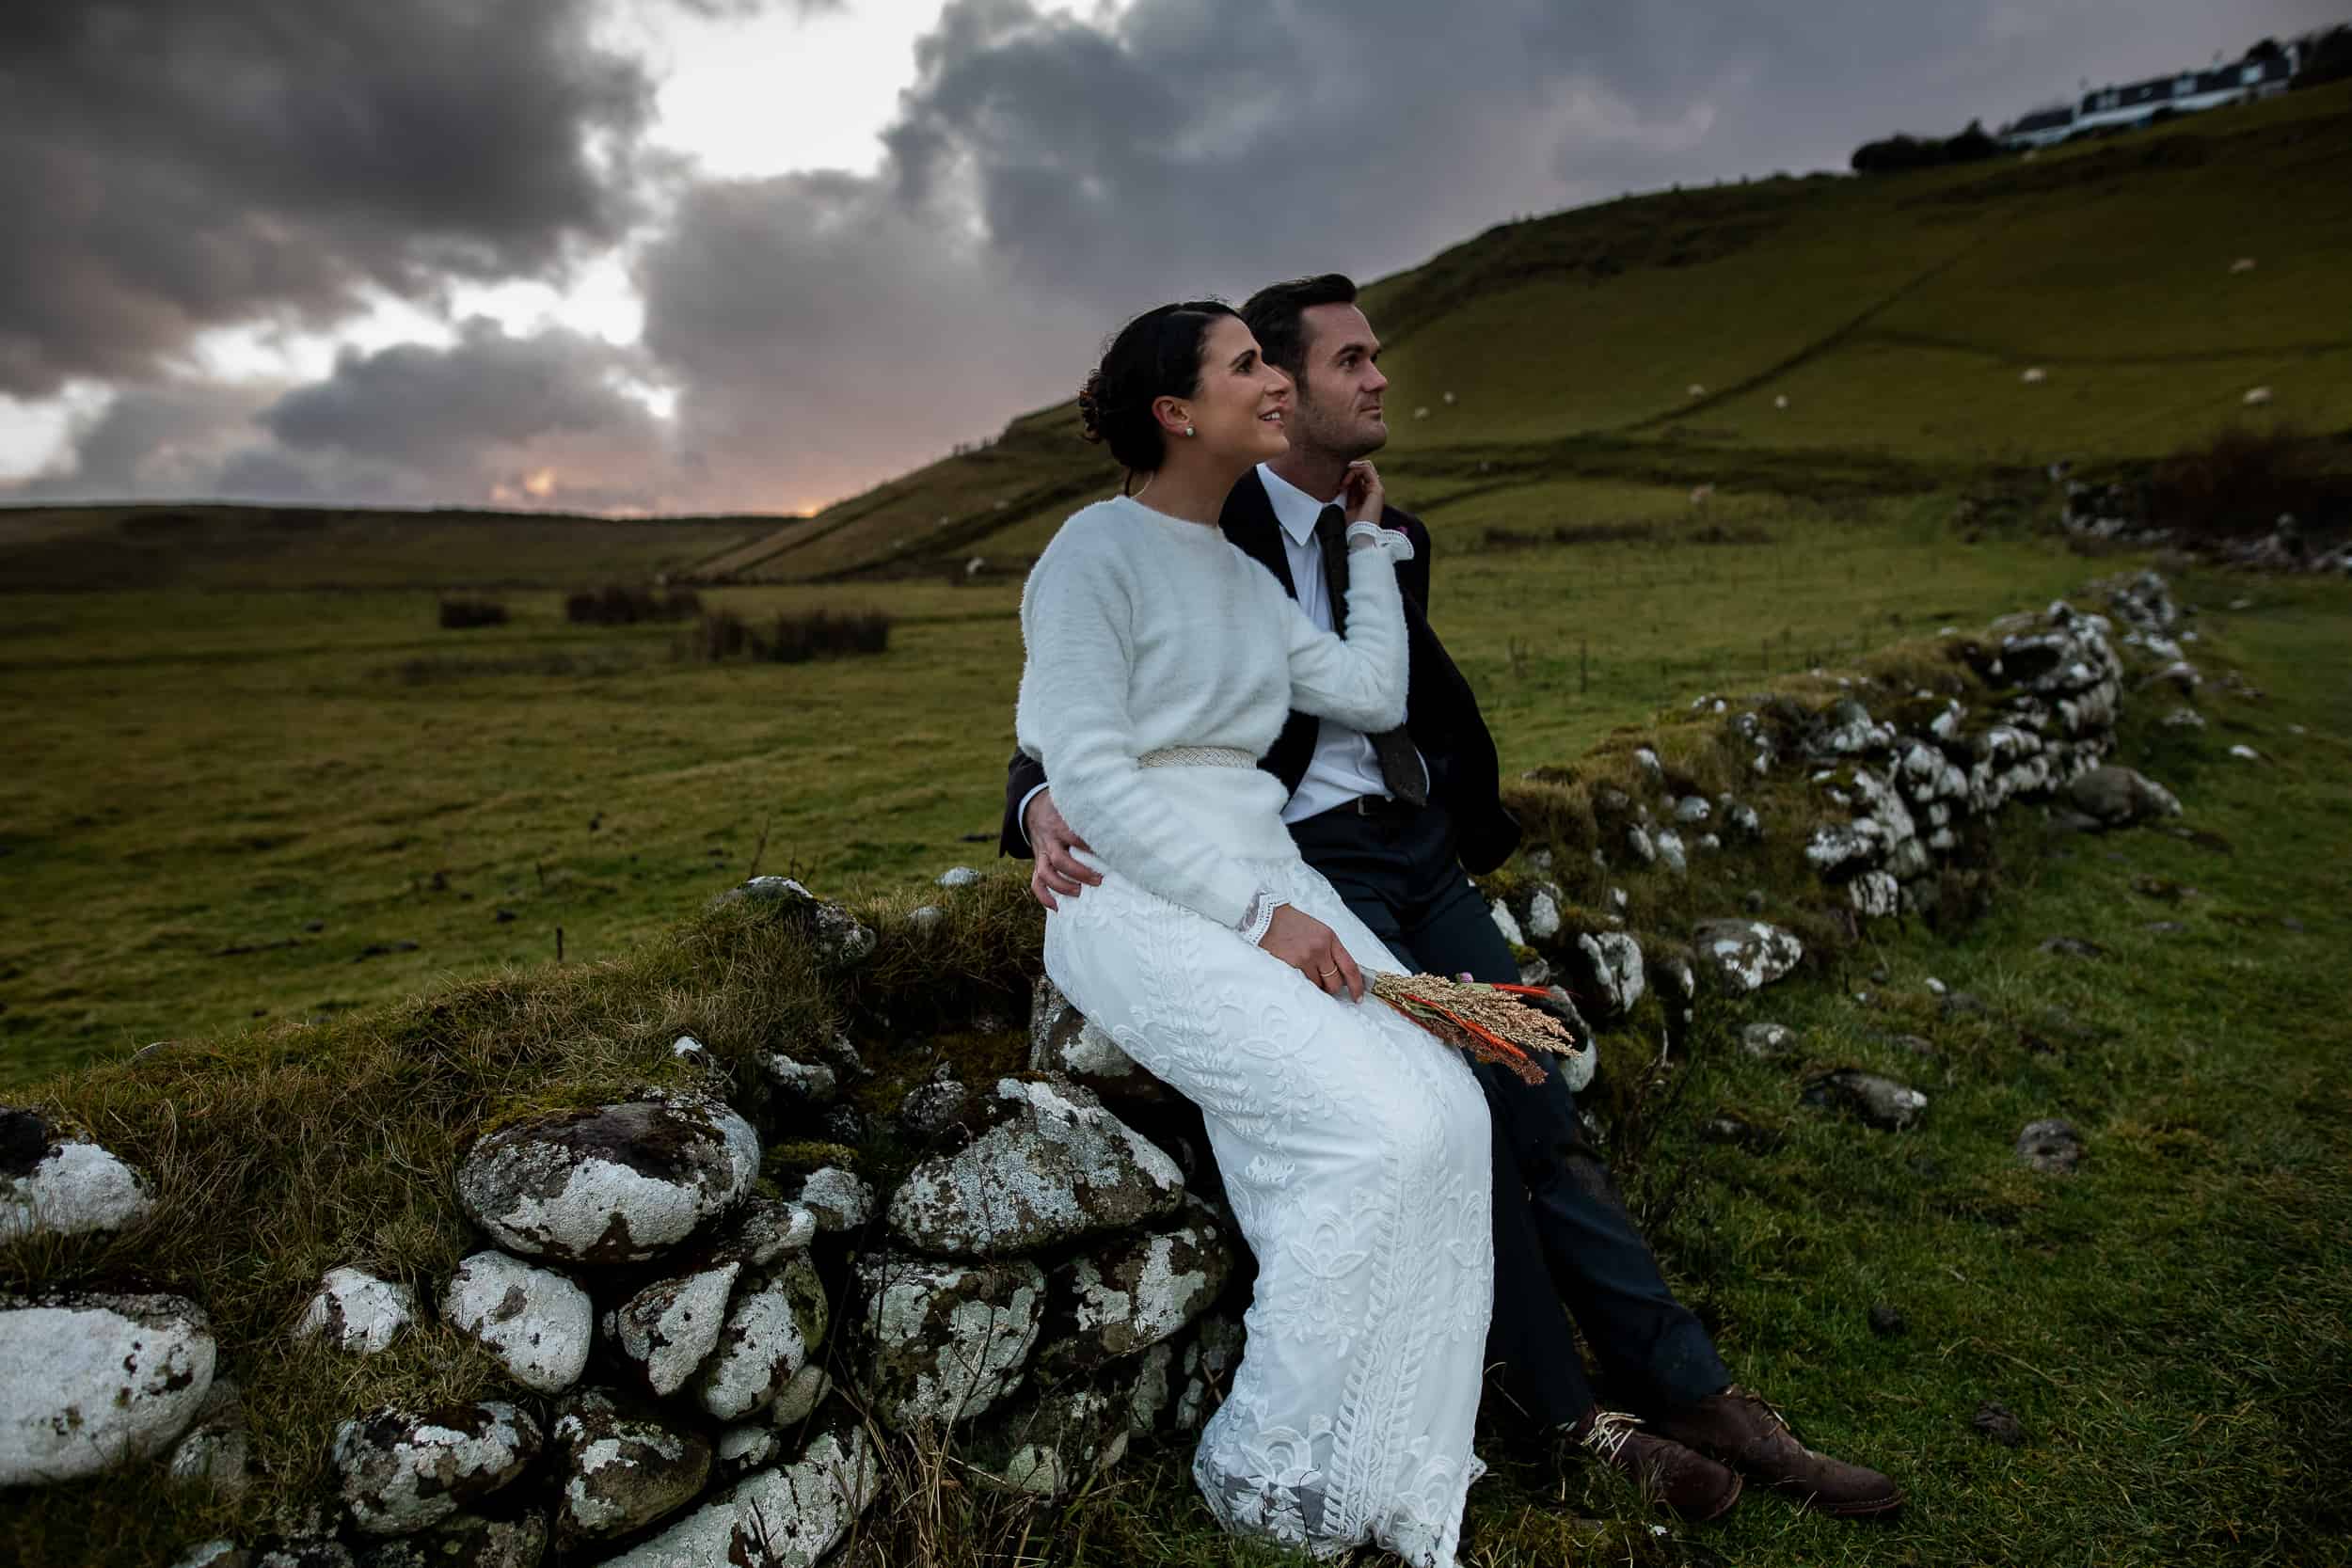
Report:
0,495,2112,1086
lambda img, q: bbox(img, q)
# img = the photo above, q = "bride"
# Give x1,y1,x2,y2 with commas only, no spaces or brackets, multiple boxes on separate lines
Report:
1015,299,1493,1566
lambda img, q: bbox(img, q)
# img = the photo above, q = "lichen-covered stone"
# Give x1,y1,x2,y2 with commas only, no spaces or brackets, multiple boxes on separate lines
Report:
1850,870,1901,917
1571,931,1646,1016
0,1291,215,1486
1740,1022,1796,1059
1173,1312,1244,1431
715,1366,836,1479
2066,765,2181,826
550,1387,711,1544
761,1053,838,1105
167,1374,251,1497
351,1510,548,1568
1125,1339,1177,1436
790,1166,873,1233
1027,976,1167,1103
2016,1118,2085,1175
715,878,877,971
332,1401,540,1535
886,1078,1184,1259
256,1540,359,1568
0,1108,153,1241
858,1254,1045,1430
1038,1197,1232,1379
963,1379,1129,1499
454,1094,759,1265
441,1253,592,1395
1691,919,1804,993
607,1262,739,1397
692,1254,830,1422
1525,886,1563,940
1802,1069,1927,1132
598,1426,879,1568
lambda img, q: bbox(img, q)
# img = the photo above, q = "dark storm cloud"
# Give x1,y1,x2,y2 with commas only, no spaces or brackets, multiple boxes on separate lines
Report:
625,0,2343,512
19,323,681,510
0,0,658,399
263,321,659,472
634,166,1094,508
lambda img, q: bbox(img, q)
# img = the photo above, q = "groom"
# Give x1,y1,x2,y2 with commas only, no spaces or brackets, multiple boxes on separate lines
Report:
1001,274,1899,1521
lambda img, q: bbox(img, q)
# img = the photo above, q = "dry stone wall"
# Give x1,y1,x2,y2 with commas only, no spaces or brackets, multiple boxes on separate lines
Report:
0,573,2200,1566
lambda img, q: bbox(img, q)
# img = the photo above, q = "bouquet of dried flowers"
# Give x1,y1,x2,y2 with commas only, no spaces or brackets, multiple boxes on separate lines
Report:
1368,972,1583,1085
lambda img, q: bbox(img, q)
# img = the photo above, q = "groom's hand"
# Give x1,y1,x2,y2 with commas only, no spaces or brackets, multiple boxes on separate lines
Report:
1025,788,1103,911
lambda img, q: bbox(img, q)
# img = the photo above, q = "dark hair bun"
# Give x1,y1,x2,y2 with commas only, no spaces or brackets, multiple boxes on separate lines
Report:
1078,300,1240,479
1076,368,1110,447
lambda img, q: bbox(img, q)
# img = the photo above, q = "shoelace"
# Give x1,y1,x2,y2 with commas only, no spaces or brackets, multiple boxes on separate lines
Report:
1578,1409,1645,1465
1728,1385,1798,1438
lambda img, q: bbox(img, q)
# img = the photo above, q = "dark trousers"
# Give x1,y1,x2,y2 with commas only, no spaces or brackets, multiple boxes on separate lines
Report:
1290,799,1732,1430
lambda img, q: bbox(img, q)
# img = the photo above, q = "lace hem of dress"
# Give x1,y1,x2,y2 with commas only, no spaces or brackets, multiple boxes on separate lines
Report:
1236,887,1287,945
1194,1446,1485,1568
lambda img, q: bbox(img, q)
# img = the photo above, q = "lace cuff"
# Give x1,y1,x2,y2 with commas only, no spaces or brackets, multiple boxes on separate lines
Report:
1344,519,1416,562
1236,888,1288,945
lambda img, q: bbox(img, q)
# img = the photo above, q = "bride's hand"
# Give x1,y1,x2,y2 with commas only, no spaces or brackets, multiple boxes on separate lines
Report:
1341,459,1385,526
1260,906,1364,1002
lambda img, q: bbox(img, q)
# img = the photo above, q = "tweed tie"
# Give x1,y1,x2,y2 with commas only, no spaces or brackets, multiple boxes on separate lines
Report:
1314,504,1426,806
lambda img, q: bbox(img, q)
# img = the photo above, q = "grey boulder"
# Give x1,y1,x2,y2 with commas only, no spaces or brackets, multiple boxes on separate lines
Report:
1571,932,1646,1016
441,1252,593,1394
333,1401,541,1536
963,1378,1131,1499
858,1254,1045,1430
1038,1197,1232,1379
294,1267,419,1354
1803,1069,1928,1132
716,878,877,971
1027,976,1168,1103
789,1166,874,1233
2016,1118,2085,1176
550,1387,712,1544
887,1078,1184,1259
0,1291,215,1486
0,1108,154,1242
597,1425,878,1568
691,1254,830,1422
1692,919,1804,993
167,1375,253,1498
350,1511,548,1568
607,1262,739,1398
2065,766,2181,826
454,1094,760,1265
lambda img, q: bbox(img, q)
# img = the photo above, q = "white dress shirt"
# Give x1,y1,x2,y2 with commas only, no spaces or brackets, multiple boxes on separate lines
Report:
1016,464,1425,846
1255,464,1427,823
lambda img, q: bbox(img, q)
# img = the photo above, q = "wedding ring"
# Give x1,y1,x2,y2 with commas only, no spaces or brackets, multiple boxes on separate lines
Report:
1317,965,1339,977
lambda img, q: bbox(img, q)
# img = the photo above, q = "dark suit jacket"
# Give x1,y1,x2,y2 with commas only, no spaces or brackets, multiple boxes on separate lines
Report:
999,468,1519,873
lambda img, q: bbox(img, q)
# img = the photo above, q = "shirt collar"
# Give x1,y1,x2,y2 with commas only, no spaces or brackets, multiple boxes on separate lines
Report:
1257,463,1341,548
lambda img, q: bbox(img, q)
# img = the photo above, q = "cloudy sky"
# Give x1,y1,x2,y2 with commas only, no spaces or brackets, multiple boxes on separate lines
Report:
4,0,2338,515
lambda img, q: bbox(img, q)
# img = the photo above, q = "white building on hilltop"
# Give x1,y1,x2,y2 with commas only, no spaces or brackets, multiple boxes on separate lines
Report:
1999,47,2298,150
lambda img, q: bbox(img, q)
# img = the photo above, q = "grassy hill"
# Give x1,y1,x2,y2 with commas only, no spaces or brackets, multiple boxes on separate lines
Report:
683,80,2352,583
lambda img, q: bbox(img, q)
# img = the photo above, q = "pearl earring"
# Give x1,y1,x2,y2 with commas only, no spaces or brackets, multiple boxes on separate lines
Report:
1184,425,1195,437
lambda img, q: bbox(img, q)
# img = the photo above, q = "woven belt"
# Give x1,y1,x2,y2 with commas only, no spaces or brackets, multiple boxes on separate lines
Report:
1137,746,1256,768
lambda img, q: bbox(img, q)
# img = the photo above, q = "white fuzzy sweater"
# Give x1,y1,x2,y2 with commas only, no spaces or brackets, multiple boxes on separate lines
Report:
1015,494,1408,930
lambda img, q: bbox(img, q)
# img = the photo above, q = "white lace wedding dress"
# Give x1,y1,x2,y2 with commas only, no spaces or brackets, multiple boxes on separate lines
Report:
1017,496,1493,1567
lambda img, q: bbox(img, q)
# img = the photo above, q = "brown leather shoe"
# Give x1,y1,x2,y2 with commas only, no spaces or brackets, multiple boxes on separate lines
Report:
1574,1408,1743,1522
1645,1386,1904,1518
